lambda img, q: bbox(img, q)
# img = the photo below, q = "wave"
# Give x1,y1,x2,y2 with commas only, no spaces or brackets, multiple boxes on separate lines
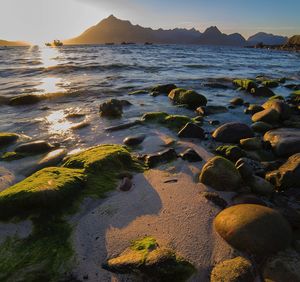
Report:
183,64,212,69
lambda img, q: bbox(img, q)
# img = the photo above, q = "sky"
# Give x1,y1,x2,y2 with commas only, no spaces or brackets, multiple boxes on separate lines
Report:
0,0,299,44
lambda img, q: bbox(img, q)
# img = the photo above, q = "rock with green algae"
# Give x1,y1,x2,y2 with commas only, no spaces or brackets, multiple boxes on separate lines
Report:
210,256,255,282
0,132,19,147
262,80,279,88
151,84,177,94
102,236,195,282
0,167,85,220
251,86,275,97
199,156,242,191
1,151,27,161
233,79,257,92
214,204,292,257
215,145,246,162
168,88,207,109
142,112,169,123
289,90,300,104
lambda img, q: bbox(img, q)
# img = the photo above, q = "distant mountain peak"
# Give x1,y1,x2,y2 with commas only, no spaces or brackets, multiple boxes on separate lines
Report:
204,26,222,35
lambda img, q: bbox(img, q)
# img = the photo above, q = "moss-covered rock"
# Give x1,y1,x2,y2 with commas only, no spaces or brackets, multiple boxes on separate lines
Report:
214,204,292,257
210,257,254,282
199,156,242,191
0,167,85,220
1,151,28,161
168,88,207,109
262,80,279,88
251,86,274,97
142,112,169,123
215,145,246,162
102,236,195,282
151,84,177,95
233,79,257,92
0,132,19,147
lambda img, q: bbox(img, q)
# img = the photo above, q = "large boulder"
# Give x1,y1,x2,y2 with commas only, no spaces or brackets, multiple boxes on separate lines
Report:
15,140,54,154
199,156,242,191
212,122,254,143
214,204,292,257
233,79,257,92
266,153,300,190
99,99,130,117
151,84,177,95
177,122,205,139
251,121,273,133
262,99,291,120
251,86,275,97
210,257,254,282
264,128,300,157
168,88,207,109
252,108,280,124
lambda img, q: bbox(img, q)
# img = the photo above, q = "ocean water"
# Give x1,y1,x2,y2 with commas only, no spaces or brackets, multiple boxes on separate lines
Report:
0,44,300,156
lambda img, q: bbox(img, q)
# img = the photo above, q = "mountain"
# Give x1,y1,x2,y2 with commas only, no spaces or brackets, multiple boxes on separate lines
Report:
0,39,30,46
286,35,300,46
196,26,246,46
247,32,288,46
64,15,246,46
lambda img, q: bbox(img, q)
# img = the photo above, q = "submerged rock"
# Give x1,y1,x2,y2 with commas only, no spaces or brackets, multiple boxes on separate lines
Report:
266,153,300,190
214,204,292,257
264,128,300,157
102,236,194,281
168,88,207,109
99,99,130,117
123,134,146,146
230,97,244,106
210,257,254,282
212,122,254,143
177,122,205,139
196,105,228,116
179,148,202,162
0,132,19,147
151,84,177,95
251,86,274,97
15,140,54,154
199,156,242,191
9,94,41,106
146,148,177,168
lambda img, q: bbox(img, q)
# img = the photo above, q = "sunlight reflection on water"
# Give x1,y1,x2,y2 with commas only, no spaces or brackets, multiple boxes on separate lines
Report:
45,110,74,135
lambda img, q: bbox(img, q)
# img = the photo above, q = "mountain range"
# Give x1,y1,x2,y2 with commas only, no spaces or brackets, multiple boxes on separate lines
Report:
0,39,29,47
247,32,288,45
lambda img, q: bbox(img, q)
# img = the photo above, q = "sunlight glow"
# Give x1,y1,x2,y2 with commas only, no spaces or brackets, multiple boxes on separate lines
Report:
45,110,74,134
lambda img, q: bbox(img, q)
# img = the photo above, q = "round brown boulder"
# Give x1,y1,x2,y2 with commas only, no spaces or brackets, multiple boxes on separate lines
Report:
214,204,292,257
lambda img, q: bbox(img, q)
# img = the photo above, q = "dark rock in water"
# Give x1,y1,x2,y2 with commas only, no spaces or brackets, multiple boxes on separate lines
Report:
214,204,292,257
203,82,230,89
150,91,160,97
235,157,265,179
230,97,244,106
212,122,254,143
252,108,280,124
177,122,205,139
118,177,132,191
209,120,220,125
233,79,257,92
244,104,264,115
210,257,254,282
151,84,177,94
199,156,242,191
99,99,130,117
262,99,291,120
15,140,54,154
262,80,279,88
216,145,246,162
123,134,146,146
264,128,300,157
247,175,275,195
251,121,273,133
240,137,263,150
251,86,274,97
266,153,300,190
146,148,177,168
105,120,141,132
0,132,19,146
9,94,41,106
102,236,194,281
179,148,202,162
168,88,207,109
231,193,266,206
202,192,227,209
196,105,228,116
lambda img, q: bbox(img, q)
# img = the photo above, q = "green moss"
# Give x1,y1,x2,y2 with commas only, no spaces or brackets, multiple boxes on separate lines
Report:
269,95,284,101
215,145,245,161
163,115,191,130
233,79,257,92
128,90,148,95
262,80,279,88
141,112,169,123
1,151,27,161
168,88,207,109
0,132,19,147
292,90,300,95
0,217,73,282
131,236,158,254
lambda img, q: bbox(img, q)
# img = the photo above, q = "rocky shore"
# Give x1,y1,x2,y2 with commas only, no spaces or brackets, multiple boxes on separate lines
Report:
0,76,300,281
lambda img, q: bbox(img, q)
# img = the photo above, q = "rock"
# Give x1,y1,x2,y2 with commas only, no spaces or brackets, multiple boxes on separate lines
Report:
105,120,141,132
123,135,146,146
252,108,280,124
251,86,275,97
263,249,300,282
128,89,148,95
231,193,266,206
9,94,41,106
70,120,90,130
164,115,191,130
244,104,264,115
266,153,300,190
99,99,129,117
177,122,205,139
102,236,194,281
0,167,15,192
199,156,242,191
15,140,54,154
262,80,279,88
210,257,254,282
251,121,273,133
209,120,220,125
146,148,177,168
212,122,254,143
202,192,227,209
240,137,263,150
118,177,132,191
0,132,19,147
264,128,300,157
168,88,207,109
262,100,291,120
196,105,228,116
203,82,230,89
214,204,292,257
151,84,177,94
233,79,257,92
235,157,265,179
179,148,202,162
216,145,246,162
141,112,168,123
230,97,244,106
248,175,275,195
